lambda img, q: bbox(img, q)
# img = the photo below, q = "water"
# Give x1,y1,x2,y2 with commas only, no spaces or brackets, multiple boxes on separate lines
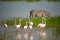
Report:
0,1,60,20
0,26,60,40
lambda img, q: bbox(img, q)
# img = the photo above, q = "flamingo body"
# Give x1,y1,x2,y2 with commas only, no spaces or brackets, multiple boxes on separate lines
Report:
15,24,21,28
4,24,8,27
29,25,32,29
29,22,33,29
29,22,33,26
38,23,46,28
24,26,28,29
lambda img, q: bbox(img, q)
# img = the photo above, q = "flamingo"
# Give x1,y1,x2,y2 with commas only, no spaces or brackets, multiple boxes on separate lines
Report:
23,21,28,40
23,21,28,31
15,19,21,31
4,24,8,28
29,22,33,30
37,17,47,40
3,20,8,31
37,17,46,33
28,20,33,40
28,16,33,30
4,21,8,29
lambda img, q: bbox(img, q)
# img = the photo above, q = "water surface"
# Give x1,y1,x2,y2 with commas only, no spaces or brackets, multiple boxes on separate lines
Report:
0,26,60,40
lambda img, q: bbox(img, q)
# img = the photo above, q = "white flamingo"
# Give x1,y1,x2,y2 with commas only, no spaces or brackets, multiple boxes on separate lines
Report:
28,16,33,30
23,22,28,40
38,17,46,27
37,17,46,33
25,16,33,40
29,22,33,30
4,24,8,28
15,19,21,31
37,17,46,40
24,21,28,30
4,21,8,28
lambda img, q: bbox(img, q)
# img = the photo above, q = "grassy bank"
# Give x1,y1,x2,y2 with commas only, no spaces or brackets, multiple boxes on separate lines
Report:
0,16,60,27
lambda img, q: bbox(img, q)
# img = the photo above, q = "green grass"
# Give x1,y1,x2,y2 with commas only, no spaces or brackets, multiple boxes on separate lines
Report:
1,16,60,27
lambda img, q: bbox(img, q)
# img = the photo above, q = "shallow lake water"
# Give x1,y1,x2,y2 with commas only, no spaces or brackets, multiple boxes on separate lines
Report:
0,26,60,40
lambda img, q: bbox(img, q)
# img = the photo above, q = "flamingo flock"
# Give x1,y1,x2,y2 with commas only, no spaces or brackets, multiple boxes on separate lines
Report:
3,17,46,32
3,17,46,40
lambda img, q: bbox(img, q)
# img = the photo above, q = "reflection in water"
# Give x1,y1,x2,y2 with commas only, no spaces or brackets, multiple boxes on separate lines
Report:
24,31,28,40
29,31,33,40
15,31,21,40
39,31,46,40
0,26,59,40
4,30,8,40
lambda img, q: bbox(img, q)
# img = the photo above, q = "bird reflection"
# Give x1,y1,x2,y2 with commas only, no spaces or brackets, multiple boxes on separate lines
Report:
38,31,46,40
29,31,33,40
15,31,21,40
4,30,8,40
24,31,28,40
